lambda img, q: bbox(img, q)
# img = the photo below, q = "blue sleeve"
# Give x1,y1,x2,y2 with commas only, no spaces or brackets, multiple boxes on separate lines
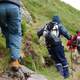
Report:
59,24,71,40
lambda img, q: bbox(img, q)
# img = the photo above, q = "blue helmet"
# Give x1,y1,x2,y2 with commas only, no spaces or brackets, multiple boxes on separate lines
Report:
52,16,61,24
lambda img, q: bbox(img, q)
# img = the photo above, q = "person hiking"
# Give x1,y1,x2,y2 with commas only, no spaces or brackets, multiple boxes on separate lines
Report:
37,16,71,79
0,0,23,71
67,30,80,63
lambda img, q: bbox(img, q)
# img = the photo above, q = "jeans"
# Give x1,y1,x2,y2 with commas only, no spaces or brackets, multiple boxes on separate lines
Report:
0,3,22,60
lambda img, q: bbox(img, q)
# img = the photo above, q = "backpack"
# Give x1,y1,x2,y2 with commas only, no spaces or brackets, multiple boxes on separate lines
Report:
43,22,61,45
43,22,59,36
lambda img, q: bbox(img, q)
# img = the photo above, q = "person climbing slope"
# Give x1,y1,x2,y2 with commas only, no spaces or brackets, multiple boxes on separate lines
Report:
0,0,23,71
37,15,71,79
67,30,80,63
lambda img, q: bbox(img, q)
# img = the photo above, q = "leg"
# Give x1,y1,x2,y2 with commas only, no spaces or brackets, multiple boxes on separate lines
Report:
47,47,63,76
55,45,68,66
55,45,69,78
1,26,10,48
47,47,60,63
0,4,10,48
6,4,22,60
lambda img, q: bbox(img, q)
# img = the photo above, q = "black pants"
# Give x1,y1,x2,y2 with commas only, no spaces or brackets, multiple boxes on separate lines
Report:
47,45,67,66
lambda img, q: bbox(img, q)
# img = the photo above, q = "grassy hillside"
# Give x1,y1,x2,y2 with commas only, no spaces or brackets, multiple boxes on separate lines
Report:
21,0,80,80
22,0,80,33
0,0,80,80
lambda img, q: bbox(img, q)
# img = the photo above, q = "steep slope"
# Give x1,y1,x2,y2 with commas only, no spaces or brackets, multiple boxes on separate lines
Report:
21,0,80,80
22,0,80,33
0,0,80,80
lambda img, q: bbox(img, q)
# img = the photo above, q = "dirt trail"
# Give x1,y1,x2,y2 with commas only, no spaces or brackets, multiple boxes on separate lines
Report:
72,63,80,80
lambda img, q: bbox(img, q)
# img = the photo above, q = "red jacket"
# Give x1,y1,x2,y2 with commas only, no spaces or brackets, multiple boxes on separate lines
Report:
67,32,80,51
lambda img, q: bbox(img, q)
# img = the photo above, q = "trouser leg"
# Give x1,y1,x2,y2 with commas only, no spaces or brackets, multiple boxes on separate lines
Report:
48,47,63,76
48,45,69,78
6,4,22,60
54,45,69,78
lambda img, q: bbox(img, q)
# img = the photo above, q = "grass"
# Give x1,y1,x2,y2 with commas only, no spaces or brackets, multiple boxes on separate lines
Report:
0,34,10,73
0,0,80,80
38,66,63,80
21,0,80,80
22,0,80,33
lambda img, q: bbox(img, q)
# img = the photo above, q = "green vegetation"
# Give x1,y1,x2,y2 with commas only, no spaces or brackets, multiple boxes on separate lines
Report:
22,0,80,34
21,0,80,80
0,0,80,80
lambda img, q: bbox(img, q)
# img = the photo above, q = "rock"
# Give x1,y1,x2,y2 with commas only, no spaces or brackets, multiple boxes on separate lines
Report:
0,74,12,80
7,65,35,79
27,74,48,80
0,65,48,80
20,1,32,24
20,65,35,75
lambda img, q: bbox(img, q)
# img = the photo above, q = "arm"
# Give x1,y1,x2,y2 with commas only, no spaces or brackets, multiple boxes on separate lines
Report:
37,23,49,38
67,35,77,51
37,27,44,38
59,24,71,40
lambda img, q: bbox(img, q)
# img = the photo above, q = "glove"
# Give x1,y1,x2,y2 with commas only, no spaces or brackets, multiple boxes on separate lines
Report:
67,40,72,47
67,40,77,52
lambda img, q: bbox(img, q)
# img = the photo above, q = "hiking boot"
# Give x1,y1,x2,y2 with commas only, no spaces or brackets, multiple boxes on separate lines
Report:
9,59,22,72
9,56,27,71
63,66,69,79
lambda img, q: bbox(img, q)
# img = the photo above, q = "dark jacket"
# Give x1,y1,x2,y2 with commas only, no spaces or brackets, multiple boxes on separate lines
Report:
37,22,71,47
0,0,20,7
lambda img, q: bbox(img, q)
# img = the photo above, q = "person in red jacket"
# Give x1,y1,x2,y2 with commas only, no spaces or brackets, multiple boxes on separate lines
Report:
67,35,77,51
67,30,80,63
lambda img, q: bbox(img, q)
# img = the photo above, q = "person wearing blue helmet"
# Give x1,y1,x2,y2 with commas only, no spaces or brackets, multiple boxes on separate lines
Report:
37,16,71,79
52,16,61,24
